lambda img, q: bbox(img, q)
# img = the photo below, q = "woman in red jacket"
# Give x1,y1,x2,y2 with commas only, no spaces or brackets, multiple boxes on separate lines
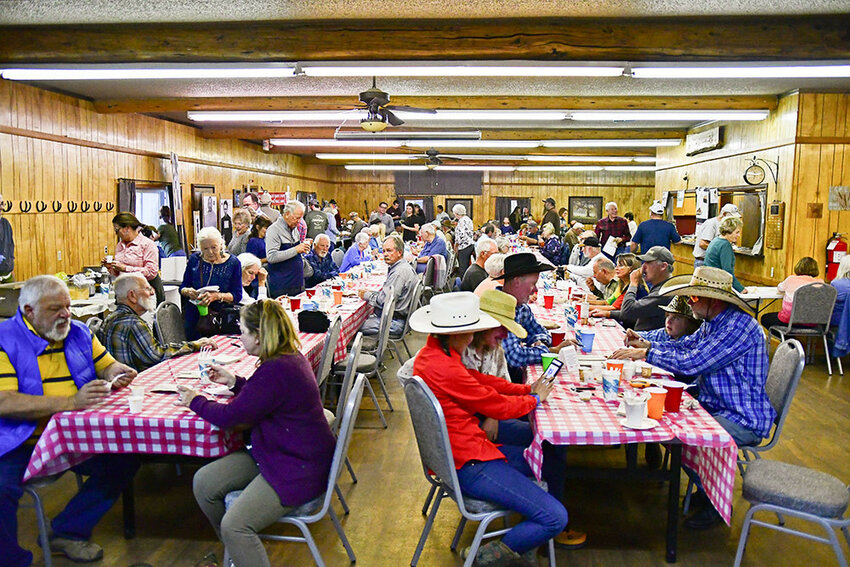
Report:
411,292,567,566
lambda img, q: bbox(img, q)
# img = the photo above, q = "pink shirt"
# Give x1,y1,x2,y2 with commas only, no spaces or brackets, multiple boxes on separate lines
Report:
115,233,159,280
777,275,823,322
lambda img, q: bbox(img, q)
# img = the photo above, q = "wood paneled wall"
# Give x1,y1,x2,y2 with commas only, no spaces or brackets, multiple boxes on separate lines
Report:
655,93,799,284
790,93,850,272
324,169,656,228
0,81,335,280
657,92,850,285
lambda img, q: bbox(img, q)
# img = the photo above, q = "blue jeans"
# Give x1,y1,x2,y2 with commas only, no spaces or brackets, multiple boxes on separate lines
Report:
0,443,140,567
456,445,568,554
492,418,569,503
360,312,405,336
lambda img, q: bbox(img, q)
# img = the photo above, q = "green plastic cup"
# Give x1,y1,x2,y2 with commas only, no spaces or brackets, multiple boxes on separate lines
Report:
197,304,209,316
541,353,557,372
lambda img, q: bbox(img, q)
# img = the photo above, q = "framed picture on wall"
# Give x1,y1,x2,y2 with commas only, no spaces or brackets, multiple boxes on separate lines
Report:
568,196,603,225
192,184,215,212
445,198,474,221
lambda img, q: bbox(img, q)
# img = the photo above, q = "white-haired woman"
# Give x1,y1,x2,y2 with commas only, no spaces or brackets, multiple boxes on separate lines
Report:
474,253,506,297
339,232,372,272
238,253,268,304
180,227,243,339
704,215,746,292
453,203,475,275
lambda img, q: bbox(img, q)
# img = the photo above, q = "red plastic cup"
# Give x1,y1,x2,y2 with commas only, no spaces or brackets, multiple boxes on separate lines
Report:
662,380,686,413
332,284,342,291
289,296,302,310
551,331,566,346
305,288,317,298
543,293,555,309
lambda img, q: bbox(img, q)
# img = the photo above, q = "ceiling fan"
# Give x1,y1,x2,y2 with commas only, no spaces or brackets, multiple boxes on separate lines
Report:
357,78,436,132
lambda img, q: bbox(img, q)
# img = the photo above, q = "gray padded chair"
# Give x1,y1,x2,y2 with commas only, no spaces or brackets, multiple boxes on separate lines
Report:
683,339,806,513
403,376,556,567
85,315,103,341
421,256,436,304
326,333,364,491
154,301,186,344
767,282,838,374
331,247,345,268
314,316,342,398
222,374,366,567
734,459,850,567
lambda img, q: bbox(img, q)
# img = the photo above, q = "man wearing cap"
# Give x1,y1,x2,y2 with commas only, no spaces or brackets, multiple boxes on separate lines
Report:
349,211,366,238
304,200,329,240
563,221,583,251
693,204,739,267
613,266,774,529
599,246,675,331
630,201,681,254
595,201,631,260
541,198,560,231
257,192,281,222
520,220,543,247
565,236,602,280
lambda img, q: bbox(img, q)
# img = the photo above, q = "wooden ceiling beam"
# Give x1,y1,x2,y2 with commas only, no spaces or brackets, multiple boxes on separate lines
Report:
94,94,778,114
2,16,850,64
200,126,685,141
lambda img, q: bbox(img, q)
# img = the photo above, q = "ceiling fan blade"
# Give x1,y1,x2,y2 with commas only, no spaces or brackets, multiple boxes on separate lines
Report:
381,109,406,126
384,105,438,114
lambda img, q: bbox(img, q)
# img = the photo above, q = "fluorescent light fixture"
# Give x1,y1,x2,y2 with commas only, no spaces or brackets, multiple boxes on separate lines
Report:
517,166,604,172
569,110,769,121
631,63,850,79
301,63,624,77
1,64,296,81
525,155,655,163
434,165,515,172
603,166,657,172
334,130,481,140
405,140,540,149
189,111,359,122
269,139,403,148
316,153,421,160
395,110,567,121
542,139,680,148
345,165,429,171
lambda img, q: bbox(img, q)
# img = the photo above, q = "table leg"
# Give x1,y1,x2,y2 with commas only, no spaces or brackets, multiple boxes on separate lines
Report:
122,481,136,539
666,444,682,563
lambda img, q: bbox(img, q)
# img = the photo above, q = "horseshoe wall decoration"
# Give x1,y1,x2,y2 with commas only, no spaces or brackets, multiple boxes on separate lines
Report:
35,200,47,212
20,201,32,213
106,203,114,212
52,200,62,212
0,201,11,213
80,201,90,212
93,201,102,212
67,201,78,212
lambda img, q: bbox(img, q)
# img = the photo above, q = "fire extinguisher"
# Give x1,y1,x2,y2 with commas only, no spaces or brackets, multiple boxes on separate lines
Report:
826,232,847,281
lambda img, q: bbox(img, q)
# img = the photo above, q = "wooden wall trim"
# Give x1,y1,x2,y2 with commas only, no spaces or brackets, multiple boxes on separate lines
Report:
3,16,850,63
0,124,334,185
796,136,850,144
655,138,797,171
672,253,779,286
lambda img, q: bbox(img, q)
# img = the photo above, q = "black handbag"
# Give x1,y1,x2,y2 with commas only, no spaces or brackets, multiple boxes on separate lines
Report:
298,310,331,333
196,304,242,337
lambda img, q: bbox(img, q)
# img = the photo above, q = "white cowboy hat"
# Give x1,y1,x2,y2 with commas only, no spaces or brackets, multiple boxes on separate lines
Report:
660,266,753,313
409,292,501,335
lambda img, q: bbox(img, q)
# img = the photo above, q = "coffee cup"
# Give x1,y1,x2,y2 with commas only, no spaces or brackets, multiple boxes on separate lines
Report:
661,380,686,413
128,392,144,414
105,255,113,264
601,370,620,401
623,395,648,428
606,359,625,379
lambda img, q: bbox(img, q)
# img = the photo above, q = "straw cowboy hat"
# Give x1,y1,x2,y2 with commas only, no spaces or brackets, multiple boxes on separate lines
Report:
478,289,528,339
659,295,699,322
410,292,501,335
660,266,753,313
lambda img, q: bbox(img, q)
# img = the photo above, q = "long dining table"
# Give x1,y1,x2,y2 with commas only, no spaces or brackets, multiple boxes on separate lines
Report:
526,286,737,563
22,260,388,535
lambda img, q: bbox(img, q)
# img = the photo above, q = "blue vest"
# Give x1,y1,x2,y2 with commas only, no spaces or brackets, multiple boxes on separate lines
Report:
0,310,96,457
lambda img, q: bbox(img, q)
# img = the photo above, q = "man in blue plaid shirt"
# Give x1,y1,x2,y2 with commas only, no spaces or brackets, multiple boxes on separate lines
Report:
101,274,216,371
613,266,775,529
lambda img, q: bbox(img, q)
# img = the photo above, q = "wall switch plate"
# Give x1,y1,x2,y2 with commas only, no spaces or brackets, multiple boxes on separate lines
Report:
57,250,61,261
771,267,775,278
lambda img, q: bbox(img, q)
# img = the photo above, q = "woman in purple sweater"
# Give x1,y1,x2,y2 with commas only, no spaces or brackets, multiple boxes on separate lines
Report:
177,300,335,567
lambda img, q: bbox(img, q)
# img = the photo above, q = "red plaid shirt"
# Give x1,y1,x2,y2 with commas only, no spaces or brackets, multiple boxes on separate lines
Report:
595,216,631,247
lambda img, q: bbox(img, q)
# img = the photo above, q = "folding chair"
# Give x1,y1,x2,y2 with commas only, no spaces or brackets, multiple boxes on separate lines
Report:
154,301,186,344
767,283,838,374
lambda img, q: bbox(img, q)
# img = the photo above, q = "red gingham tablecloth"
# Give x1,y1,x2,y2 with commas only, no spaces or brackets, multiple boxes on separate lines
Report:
24,267,389,481
521,319,738,525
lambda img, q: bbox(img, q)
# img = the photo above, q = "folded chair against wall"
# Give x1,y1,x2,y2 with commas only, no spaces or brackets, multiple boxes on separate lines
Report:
767,282,837,374
403,376,556,567
222,374,367,567
734,459,850,567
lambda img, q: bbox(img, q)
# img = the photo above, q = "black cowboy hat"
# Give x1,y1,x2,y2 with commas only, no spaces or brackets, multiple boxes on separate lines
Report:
502,252,553,280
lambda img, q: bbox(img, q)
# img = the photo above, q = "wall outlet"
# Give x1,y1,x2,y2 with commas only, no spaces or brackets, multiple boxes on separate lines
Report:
57,250,61,261
104,245,109,254
770,267,775,278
